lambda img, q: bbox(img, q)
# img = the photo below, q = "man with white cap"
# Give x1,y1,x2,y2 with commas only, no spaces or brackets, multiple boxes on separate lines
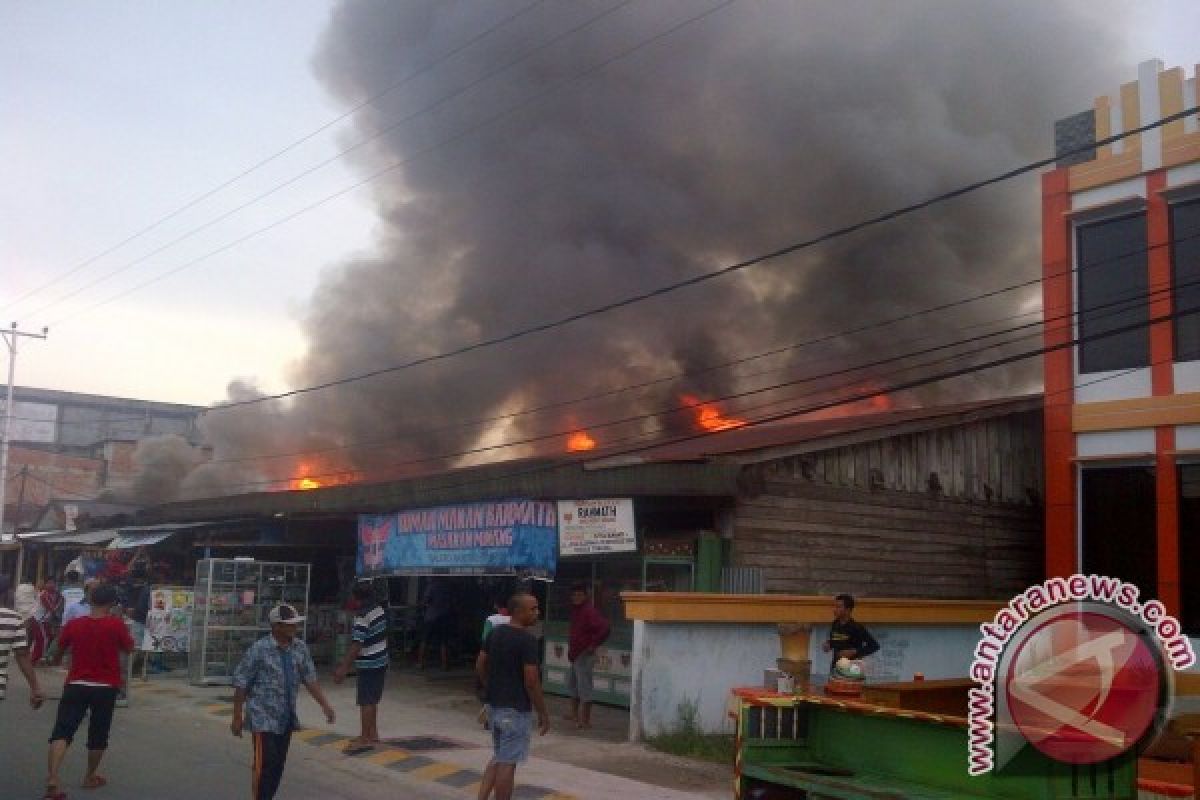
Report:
231,603,335,800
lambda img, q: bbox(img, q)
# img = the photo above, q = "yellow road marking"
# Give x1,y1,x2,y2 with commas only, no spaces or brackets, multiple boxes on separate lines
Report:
203,703,229,713
365,749,411,766
293,729,326,742
409,762,462,782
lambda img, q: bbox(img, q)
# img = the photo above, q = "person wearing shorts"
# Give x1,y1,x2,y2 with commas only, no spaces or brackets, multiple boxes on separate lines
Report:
334,582,389,752
417,579,454,671
45,583,134,799
565,583,610,730
476,593,549,800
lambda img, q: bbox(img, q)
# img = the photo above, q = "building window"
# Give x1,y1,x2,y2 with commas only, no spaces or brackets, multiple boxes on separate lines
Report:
1172,198,1200,362
1081,466,1156,602
1077,213,1149,373
1180,465,1200,635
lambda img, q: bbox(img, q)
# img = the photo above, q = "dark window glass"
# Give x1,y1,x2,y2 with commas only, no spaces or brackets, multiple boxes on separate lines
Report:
1077,213,1149,372
1172,199,1200,362
1081,466,1156,602
1180,465,1200,635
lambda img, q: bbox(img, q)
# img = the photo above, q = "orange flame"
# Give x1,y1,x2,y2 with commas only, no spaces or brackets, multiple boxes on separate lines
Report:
295,477,321,490
681,395,747,432
566,431,597,452
802,385,896,420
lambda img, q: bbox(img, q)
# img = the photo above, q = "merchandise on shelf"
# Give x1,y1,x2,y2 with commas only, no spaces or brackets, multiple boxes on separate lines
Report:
189,559,311,685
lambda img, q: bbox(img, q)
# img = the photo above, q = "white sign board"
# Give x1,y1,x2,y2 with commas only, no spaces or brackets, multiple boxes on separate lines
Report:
557,498,636,556
0,400,57,444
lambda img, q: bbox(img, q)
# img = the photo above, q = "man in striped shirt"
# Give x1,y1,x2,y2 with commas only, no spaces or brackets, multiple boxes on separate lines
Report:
334,581,389,752
1,574,45,709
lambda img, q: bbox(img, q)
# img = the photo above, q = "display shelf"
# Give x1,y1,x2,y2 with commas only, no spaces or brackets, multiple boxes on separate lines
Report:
189,559,310,685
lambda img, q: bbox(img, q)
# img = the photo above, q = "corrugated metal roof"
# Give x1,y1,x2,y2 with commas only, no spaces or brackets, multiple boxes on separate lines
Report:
585,395,1042,466
143,459,741,523
141,395,1040,523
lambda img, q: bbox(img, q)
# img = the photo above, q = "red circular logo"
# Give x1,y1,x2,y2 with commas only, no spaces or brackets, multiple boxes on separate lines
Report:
1004,610,1160,764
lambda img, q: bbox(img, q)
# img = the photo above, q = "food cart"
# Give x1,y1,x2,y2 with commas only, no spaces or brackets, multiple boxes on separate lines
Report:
730,684,1139,799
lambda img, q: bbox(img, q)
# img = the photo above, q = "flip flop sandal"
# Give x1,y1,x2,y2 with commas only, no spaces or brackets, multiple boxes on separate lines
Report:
342,743,376,756
43,788,67,800
82,775,107,789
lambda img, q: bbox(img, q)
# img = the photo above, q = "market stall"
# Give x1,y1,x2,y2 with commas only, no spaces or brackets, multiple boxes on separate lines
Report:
542,497,723,709
357,499,558,666
188,558,310,685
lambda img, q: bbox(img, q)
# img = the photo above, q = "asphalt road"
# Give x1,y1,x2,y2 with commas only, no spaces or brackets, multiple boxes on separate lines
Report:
0,674,461,800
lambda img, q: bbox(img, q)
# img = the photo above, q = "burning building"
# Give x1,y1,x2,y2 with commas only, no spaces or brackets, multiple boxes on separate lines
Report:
153,1,1133,502
144,393,1043,717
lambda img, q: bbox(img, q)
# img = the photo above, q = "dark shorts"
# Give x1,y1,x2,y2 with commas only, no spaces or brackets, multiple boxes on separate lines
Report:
50,683,119,750
356,666,386,707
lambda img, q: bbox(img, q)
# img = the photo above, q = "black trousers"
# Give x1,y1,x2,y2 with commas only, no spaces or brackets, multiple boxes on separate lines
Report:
252,730,292,800
49,684,118,750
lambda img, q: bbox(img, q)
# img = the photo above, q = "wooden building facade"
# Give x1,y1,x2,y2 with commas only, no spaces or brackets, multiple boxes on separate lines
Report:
728,397,1044,599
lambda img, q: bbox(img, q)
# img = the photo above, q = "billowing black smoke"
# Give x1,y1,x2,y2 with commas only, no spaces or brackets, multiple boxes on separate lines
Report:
181,0,1133,498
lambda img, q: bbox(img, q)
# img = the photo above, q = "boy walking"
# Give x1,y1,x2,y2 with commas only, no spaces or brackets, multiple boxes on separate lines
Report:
334,582,389,752
475,593,549,800
45,583,134,798
232,604,336,800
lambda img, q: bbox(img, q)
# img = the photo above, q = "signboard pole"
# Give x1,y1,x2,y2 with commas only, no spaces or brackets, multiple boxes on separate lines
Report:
0,325,48,542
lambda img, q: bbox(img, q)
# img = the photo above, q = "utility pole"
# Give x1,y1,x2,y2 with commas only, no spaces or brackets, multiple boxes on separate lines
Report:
0,323,48,542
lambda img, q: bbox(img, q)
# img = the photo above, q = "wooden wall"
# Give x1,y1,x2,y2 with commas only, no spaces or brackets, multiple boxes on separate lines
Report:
733,410,1043,599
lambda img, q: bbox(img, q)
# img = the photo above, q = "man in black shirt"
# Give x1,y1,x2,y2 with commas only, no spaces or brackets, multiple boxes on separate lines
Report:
822,593,880,674
475,593,549,800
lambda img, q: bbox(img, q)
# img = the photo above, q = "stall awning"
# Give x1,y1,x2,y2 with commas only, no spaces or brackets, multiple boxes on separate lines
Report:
22,529,121,546
108,531,175,549
106,522,216,549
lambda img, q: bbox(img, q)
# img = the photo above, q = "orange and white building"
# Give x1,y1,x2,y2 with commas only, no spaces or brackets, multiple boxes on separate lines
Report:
1042,59,1200,636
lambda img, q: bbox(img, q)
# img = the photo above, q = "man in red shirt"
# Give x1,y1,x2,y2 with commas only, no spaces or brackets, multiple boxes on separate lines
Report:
44,583,134,799
564,583,610,730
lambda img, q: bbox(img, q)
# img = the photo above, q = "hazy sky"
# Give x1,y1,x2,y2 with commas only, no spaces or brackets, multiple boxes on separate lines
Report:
2,1,1198,407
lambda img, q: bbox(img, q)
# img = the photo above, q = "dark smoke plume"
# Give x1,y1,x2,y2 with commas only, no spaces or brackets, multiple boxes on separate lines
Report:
182,0,1134,497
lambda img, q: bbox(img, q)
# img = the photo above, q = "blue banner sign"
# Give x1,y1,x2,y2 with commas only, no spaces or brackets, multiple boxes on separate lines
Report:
358,500,558,578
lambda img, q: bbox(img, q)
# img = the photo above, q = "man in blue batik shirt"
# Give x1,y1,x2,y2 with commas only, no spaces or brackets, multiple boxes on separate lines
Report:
231,604,336,800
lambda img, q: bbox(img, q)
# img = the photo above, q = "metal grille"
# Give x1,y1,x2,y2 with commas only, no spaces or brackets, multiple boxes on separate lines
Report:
721,566,763,594
746,704,808,741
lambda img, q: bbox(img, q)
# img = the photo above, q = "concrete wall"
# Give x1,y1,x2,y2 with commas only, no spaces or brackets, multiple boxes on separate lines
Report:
630,621,778,740
629,620,984,740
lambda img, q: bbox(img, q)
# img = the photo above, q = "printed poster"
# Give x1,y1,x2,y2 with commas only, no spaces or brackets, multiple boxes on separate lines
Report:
143,586,194,653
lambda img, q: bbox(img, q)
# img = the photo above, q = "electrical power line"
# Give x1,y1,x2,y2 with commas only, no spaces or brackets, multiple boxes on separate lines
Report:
163,310,1163,500
1,0,548,316
1,468,99,501
170,294,1199,495
33,0,731,327
85,102,1194,413
7,222,1192,467
28,1,642,323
